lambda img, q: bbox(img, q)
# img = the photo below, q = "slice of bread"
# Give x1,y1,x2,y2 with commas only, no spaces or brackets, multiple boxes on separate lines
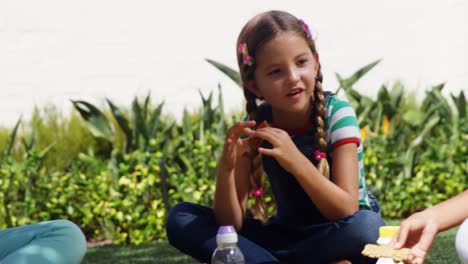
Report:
361,244,411,262
248,121,269,150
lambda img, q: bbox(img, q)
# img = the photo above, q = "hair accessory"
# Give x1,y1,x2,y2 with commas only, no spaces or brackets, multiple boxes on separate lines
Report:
298,19,313,39
250,187,263,197
314,150,326,161
238,43,254,66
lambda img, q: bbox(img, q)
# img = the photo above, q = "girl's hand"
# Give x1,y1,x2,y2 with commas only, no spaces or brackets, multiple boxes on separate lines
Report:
391,211,439,264
250,127,305,174
219,120,256,171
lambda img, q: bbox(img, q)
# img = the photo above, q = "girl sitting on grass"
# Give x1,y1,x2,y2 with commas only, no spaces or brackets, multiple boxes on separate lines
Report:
166,10,385,263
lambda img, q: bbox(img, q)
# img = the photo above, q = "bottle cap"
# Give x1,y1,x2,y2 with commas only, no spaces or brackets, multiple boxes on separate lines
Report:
379,226,400,238
216,225,238,245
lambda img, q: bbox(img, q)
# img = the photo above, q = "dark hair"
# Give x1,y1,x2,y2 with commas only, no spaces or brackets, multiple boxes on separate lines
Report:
237,10,329,222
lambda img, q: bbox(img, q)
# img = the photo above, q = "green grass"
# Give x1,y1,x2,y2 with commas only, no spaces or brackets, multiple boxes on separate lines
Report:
82,225,459,264
425,227,459,263
82,241,194,264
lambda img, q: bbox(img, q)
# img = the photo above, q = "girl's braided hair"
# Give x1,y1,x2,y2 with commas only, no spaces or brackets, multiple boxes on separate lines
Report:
236,10,329,222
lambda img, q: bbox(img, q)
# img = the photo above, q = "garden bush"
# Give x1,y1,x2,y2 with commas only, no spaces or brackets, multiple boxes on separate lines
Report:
0,61,466,244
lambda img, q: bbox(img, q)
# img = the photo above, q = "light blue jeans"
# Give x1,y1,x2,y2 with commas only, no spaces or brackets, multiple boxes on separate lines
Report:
0,220,86,264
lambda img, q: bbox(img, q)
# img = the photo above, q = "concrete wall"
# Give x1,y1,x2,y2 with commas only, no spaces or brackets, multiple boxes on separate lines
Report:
1,0,467,126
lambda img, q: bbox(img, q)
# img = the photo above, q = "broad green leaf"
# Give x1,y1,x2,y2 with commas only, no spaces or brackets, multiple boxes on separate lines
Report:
205,59,242,88
148,101,165,139
106,98,133,152
390,82,404,110
402,109,424,126
22,128,36,152
132,98,147,149
451,91,467,119
71,100,113,142
377,85,390,103
337,59,381,91
411,115,440,148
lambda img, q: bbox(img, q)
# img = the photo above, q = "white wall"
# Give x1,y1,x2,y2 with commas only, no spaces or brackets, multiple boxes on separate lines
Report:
1,0,467,127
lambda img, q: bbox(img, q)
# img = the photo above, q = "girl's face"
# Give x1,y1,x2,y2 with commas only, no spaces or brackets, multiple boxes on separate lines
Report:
246,31,319,118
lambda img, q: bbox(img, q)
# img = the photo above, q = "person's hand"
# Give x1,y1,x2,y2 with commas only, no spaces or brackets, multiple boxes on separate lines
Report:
219,120,256,171
250,127,305,174
392,211,439,264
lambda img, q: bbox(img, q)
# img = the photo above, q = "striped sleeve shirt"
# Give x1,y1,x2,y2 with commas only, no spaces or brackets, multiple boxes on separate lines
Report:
324,94,371,209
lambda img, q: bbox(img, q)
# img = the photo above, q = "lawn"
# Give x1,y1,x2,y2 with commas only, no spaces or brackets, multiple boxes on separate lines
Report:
82,225,459,264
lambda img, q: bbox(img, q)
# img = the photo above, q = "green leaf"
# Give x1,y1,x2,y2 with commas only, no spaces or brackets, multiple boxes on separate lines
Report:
205,59,242,88
22,127,36,152
131,98,147,149
71,100,113,142
402,109,424,126
148,101,164,139
377,84,390,103
182,109,193,141
410,115,440,148
337,59,381,91
38,143,56,160
216,83,226,139
451,91,467,119
357,104,373,126
390,82,404,110
143,92,151,132
6,117,22,156
106,98,133,153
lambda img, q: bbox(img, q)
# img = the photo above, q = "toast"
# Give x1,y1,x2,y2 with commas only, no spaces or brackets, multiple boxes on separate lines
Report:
361,244,411,262
248,120,269,150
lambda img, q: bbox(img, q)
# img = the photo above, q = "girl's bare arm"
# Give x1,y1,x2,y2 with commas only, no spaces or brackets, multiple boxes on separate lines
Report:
292,143,359,221
213,155,251,231
212,121,255,231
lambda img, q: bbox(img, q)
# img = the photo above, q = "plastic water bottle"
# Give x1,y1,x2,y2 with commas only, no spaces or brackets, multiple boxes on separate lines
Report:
211,225,245,264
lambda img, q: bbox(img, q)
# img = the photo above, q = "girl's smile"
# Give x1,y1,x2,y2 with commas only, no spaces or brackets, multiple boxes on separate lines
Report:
286,87,305,100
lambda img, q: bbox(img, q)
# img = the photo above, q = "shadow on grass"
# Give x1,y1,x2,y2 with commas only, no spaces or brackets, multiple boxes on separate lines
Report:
82,241,194,264
83,225,460,264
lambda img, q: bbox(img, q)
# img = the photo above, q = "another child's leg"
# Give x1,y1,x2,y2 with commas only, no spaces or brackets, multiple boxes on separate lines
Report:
0,220,86,264
286,209,384,264
456,218,468,264
166,202,279,263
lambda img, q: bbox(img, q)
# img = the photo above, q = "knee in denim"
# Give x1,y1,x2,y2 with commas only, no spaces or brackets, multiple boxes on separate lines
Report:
343,210,385,246
358,210,384,241
165,202,200,244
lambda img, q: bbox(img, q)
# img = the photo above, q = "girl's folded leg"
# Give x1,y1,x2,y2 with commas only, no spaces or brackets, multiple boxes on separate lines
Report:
282,209,385,264
0,219,86,264
166,201,280,263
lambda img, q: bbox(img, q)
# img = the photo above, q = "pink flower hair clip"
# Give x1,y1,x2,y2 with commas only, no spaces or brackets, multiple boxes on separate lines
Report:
238,43,254,66
298,19,313,39
314,150,327,161
250,187,263,197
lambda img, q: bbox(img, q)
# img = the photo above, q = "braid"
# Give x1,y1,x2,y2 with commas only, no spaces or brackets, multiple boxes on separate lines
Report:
250,152,267,222
244,89,267,222
313,77,330,179
244,89,258,120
